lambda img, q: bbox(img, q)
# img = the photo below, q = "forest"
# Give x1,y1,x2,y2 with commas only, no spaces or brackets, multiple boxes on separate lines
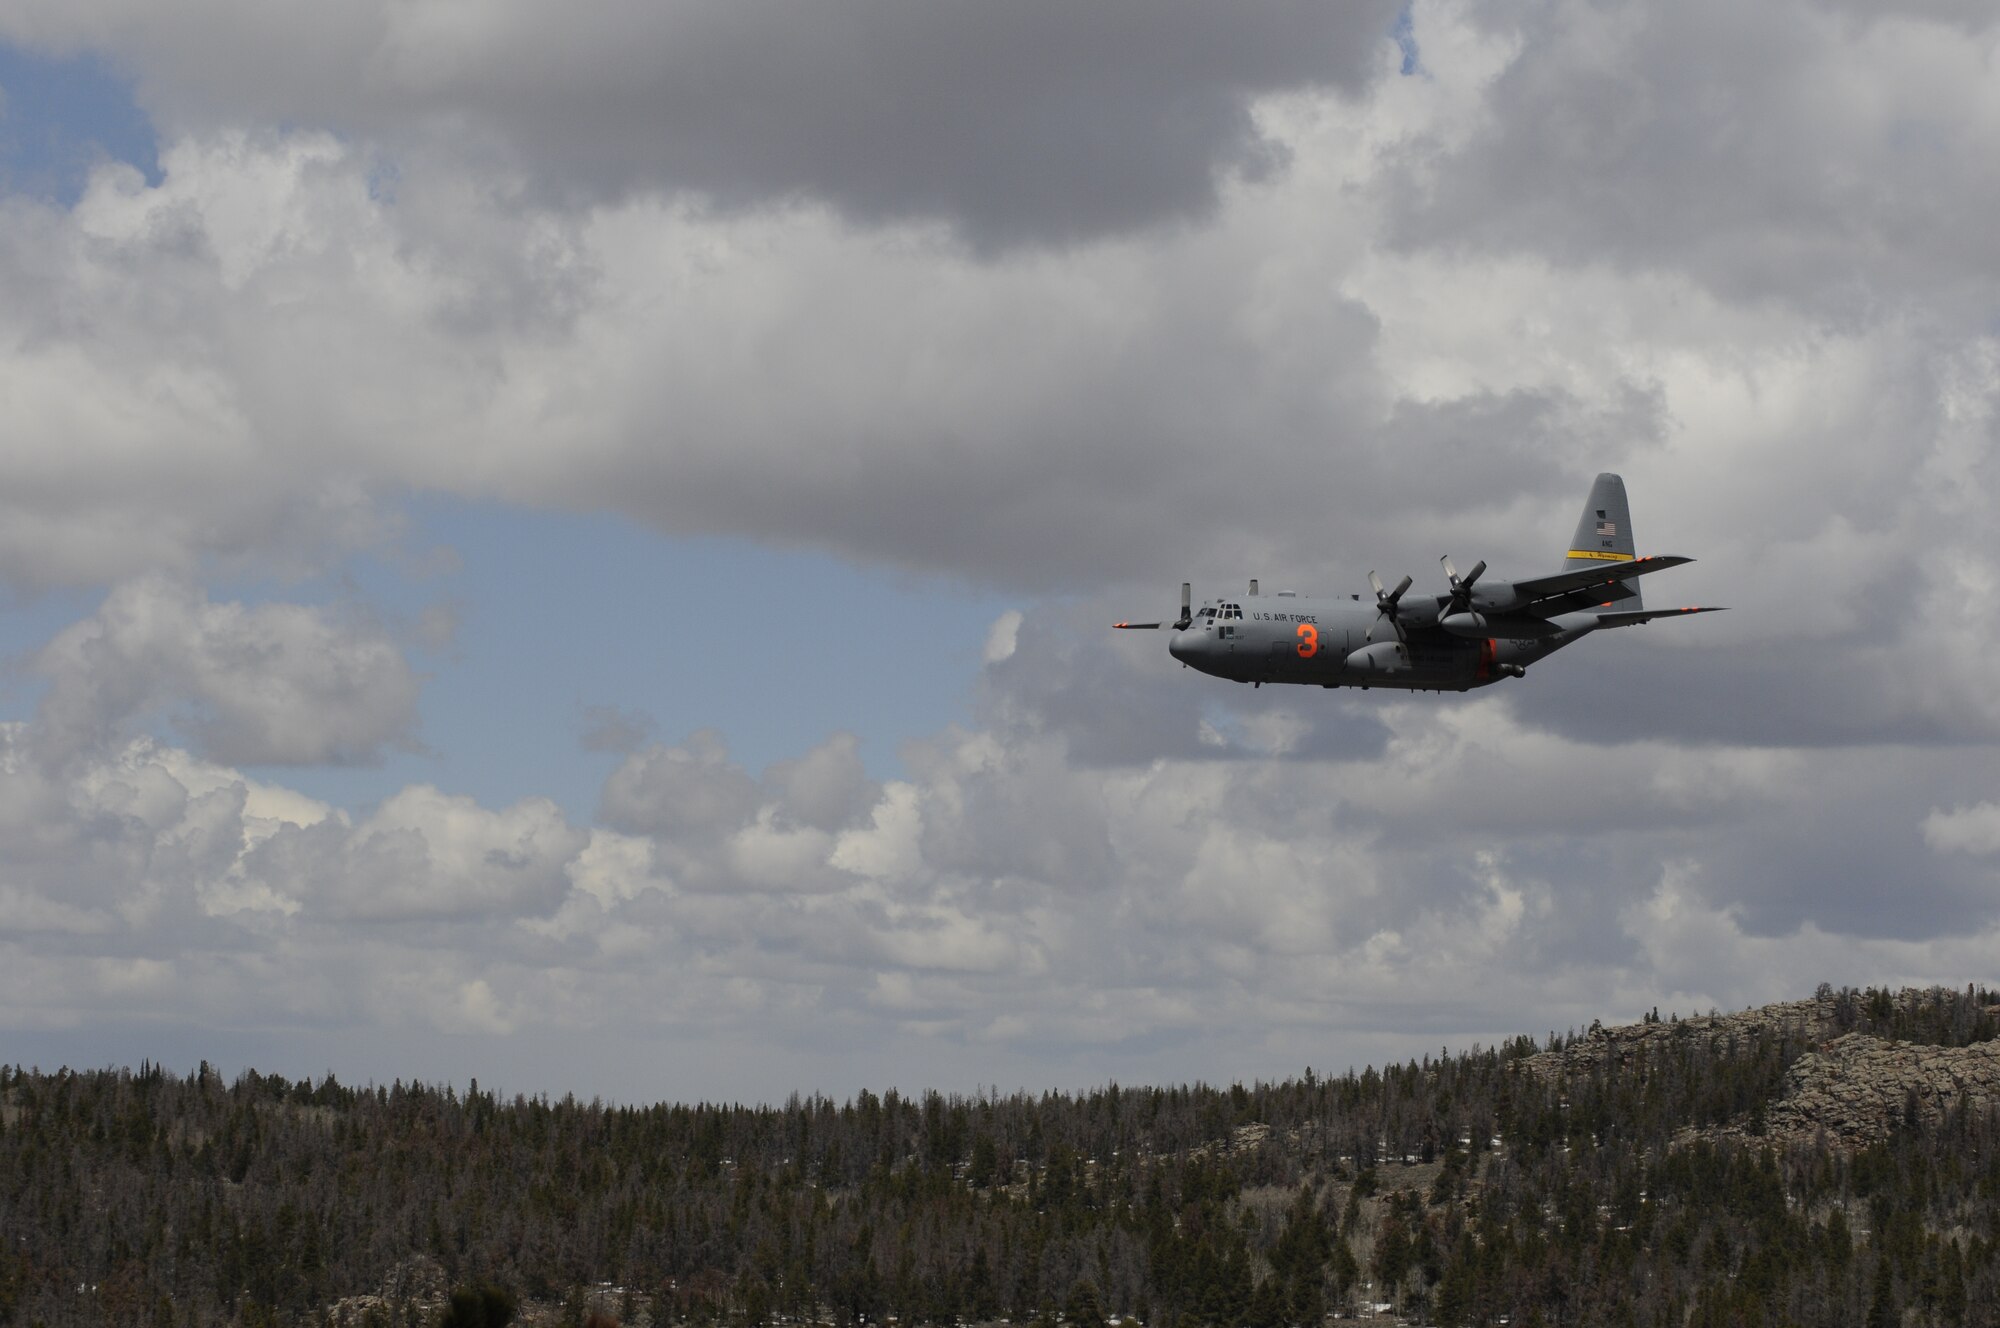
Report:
2,985,1996,1327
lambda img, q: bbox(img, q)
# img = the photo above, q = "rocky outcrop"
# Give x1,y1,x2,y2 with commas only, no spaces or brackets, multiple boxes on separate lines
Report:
324,1255,448,1326
1753,1033,2000,1148
1516,989,2000,1150
1519,996,1833,1081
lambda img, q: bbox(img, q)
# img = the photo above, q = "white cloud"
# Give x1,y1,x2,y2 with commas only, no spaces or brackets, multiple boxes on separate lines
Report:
32,575,421,766
445,979,514,1037
725,811,842,894
1621,864,2000,1017
1923,802,2000,857
4,1,2000,1099
0,29,1984,656
831,782,925,883
254,785,587,923
563,828,662,909
599,730,759,843
763,734,878,833
984,609,1023,664
0,649,1993,1098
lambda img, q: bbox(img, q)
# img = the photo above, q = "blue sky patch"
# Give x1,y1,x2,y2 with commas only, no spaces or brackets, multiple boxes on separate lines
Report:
0,41,160,204
1393,5,1422,77
0,497,1013,819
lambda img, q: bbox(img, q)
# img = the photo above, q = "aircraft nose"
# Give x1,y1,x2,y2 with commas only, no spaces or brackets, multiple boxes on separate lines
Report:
1168,627,1195,664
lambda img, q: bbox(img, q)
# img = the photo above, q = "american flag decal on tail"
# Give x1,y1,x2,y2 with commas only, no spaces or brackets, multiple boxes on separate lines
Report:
1596,520,1617,537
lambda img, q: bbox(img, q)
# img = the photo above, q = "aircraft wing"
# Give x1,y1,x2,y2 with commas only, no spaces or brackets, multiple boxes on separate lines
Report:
1592,605,1728,628
1504,555,1694,616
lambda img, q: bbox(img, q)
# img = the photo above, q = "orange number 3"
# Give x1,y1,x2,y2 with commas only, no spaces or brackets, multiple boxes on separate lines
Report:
1296,623,1318,658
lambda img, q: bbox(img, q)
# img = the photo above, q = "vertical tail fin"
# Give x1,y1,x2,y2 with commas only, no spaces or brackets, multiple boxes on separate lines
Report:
1565,473,1639,608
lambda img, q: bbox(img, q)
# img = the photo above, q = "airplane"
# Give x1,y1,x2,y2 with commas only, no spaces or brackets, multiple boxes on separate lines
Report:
1114,474,1724,693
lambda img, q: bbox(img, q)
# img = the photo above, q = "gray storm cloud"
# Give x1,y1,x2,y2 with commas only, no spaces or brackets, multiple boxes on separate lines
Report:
2,0,1402,249
0,0,1991,599
1386,0,2000,317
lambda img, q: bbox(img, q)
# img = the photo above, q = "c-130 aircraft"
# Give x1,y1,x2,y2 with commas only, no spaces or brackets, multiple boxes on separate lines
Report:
1115,474,1723,692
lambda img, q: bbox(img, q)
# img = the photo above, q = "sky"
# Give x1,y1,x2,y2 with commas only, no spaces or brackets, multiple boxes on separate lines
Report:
1,0,1998,1105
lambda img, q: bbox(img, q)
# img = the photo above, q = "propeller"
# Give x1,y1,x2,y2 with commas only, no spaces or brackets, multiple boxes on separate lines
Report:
1114,582,1193,631
1365,570,1413,642
1440,555,1487,615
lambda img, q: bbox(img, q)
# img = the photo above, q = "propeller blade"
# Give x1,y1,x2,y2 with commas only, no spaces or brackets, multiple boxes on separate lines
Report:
1442,557,1488,621
1367,571,1413,642
1112,580,1184,632
1117,581,1192,632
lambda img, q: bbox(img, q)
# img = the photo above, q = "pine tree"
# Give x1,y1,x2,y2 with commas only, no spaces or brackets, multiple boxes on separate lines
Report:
1868,1253,1895,1328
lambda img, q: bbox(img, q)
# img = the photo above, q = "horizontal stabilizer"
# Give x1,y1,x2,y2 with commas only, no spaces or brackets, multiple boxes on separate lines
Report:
1504,555,1694,615
1593,606,1727,628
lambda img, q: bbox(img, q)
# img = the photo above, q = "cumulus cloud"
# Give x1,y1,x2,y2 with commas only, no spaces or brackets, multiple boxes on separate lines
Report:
763,733,877,833
32,575,422,766
598,731,879,894
1622,865,2000,1015
577,704,654,755
0,38,1624,597
0,0,1987,617
246,785,588,923
0,16,1979,652
983,610,1022,665
562,627,2000,1057
3,612,1998,1099
1924,802,2000,857
599,730,760,843
1385,0,2000,318
4,1,2000,1099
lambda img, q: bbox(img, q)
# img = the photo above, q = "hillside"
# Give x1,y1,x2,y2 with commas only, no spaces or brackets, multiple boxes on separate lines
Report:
1522,986,2000,1147
3,984,1997,1327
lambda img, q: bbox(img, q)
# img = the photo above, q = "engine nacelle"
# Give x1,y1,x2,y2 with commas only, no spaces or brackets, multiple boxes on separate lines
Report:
1345,641,1411,674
